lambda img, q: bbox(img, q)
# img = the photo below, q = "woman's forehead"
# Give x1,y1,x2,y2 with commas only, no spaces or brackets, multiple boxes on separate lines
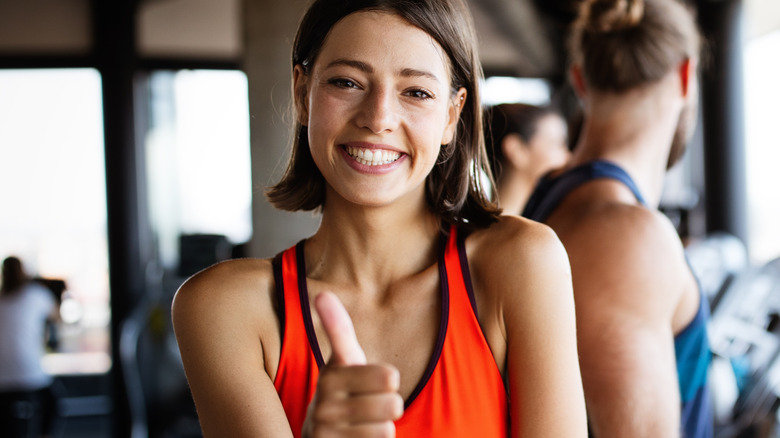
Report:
314,10,451,81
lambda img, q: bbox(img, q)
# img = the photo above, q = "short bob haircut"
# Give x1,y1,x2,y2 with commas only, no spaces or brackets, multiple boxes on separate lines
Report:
265,0,500,230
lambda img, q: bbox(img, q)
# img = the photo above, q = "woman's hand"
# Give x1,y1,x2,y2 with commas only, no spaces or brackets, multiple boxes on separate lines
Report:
302,292,404,438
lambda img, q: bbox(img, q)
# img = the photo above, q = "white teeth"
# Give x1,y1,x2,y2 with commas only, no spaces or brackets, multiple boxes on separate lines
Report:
346,146,401,166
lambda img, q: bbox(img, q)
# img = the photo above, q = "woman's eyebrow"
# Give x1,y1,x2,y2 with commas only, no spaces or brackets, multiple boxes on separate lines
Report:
323,59,441,83
324,58,372,73
399,68,440,83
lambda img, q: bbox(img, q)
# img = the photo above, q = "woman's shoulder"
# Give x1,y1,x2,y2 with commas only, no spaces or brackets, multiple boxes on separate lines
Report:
172,257,279,331
176,257,274,296
25,281,55,297
465,215,572,305
468,215,567,268
12,281,56,306
464,216,576,373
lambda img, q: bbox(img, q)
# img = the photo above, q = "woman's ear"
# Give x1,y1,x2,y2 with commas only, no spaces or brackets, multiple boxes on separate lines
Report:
569,64,587,100
501,134,529,171
293,65,310,126
441,87,467,145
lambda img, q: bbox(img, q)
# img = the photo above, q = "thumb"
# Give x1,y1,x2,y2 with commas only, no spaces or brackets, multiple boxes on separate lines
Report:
314,291,367,366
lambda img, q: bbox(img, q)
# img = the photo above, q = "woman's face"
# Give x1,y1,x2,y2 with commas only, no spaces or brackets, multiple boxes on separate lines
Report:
295,10,466,209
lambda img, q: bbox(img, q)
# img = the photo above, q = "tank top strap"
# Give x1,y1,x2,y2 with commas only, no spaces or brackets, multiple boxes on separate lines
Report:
444,226,479,318
523,160,647,222
272,242,319,438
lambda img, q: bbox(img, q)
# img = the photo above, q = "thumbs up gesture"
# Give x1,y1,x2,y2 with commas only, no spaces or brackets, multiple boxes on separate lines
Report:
302,292,404,437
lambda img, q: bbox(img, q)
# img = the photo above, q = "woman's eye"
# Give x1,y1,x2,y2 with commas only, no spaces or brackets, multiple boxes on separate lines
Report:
329,78,359,89
407,89,434,100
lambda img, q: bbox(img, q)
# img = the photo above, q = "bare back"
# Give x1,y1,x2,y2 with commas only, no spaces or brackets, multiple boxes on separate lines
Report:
543,173,701,437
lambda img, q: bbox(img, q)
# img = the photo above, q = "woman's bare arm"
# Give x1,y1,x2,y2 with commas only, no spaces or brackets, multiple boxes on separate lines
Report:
172,259,294,437
473,217,588,437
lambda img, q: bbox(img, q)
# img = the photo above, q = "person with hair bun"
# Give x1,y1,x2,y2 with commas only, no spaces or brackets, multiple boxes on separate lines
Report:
523,0,712,436
172,0,588,436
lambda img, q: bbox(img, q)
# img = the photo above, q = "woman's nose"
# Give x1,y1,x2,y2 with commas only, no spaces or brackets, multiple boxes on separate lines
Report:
355,88,400,134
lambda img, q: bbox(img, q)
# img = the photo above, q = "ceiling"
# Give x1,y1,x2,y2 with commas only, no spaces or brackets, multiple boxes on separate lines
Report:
467,0,579,80
469,0,780,81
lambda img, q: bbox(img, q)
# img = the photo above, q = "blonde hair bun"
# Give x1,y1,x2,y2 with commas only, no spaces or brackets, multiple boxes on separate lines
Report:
584,0,645,33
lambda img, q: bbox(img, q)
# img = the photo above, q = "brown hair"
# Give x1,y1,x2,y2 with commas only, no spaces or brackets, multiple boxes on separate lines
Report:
265,0,500,229
569,0,701,92
1,256,28,296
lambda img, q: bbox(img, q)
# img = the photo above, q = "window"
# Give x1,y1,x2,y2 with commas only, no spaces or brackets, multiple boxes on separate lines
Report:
0,68,111,374
481,76,552,107
744,30,780,264
144,69,252,270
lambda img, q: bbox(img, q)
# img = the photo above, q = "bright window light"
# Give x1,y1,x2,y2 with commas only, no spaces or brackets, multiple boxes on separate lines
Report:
0,68,111,374
145,69,252,268
481,76,552,107
744,30,780,264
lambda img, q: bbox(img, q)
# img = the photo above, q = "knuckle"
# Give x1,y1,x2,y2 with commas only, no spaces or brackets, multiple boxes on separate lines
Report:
382,365,400,389
378,421,396,438
309,423,333,438
311,399,336,423
316,369,341,394
391,394,404,419
311,406,327,423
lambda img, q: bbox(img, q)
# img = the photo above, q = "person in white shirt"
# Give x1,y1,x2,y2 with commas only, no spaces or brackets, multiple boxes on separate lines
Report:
0,256,61,437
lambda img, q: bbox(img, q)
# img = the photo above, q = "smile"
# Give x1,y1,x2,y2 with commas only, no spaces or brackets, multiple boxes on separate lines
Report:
345,146,401,166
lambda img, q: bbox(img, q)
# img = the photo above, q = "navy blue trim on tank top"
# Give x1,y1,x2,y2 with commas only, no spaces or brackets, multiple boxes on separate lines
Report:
293,234,450,409
675,294,711,401
523,160,647,222
272,252,286,351
404,233,450,409
296,240,326,369
456,229,478,317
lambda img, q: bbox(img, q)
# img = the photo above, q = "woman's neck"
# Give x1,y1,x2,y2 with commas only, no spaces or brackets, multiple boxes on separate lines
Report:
306,192,441,293
496,172,535,216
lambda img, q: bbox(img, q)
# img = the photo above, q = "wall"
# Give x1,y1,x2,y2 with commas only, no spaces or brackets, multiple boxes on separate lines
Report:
243,0,321,258
0,0,91,53
137,0,241,59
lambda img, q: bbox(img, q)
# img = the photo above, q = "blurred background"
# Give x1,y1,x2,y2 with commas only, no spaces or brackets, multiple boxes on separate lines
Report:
0,0,778,436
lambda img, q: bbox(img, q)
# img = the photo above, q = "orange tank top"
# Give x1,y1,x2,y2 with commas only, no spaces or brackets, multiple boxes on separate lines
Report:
272,226,509,437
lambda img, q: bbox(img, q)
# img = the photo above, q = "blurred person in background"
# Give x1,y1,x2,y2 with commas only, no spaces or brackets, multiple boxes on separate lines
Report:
522,0,712,436
0,256,61,437
484,103,570,214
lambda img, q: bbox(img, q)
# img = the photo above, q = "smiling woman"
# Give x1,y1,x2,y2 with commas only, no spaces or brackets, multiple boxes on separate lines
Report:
266,0,493,226
296,11,467,209
171,1,588,437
